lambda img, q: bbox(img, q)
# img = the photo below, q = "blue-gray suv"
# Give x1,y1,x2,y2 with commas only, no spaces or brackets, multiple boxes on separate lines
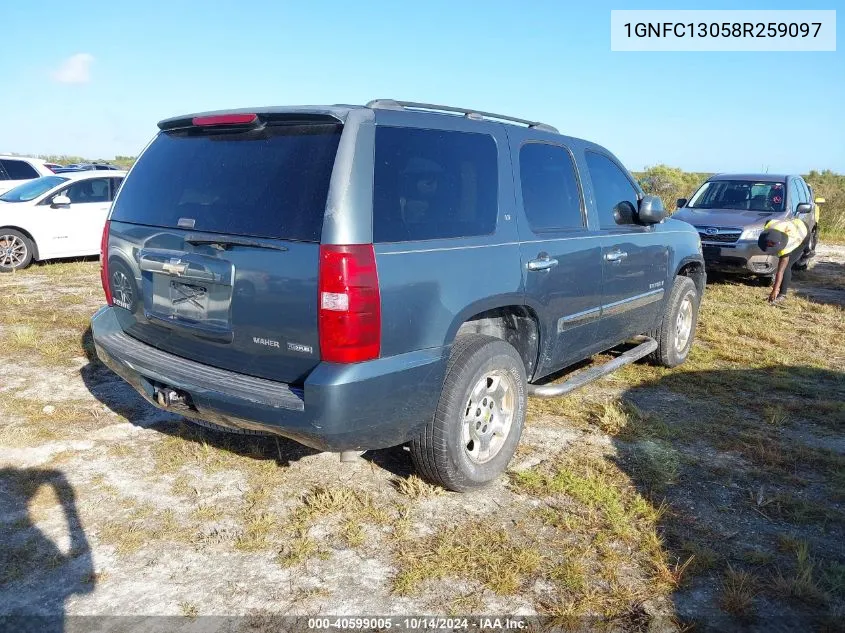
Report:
91,100,705,491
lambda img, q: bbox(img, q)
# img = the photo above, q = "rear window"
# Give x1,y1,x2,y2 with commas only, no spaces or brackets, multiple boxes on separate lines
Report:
373,127,498,242
111,124,342,241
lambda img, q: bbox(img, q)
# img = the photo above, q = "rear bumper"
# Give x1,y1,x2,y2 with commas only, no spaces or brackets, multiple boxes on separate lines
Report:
701,240,777,275
91,307,448,451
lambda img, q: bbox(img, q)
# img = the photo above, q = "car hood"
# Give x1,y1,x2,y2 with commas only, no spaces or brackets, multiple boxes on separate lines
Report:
672,207,785,229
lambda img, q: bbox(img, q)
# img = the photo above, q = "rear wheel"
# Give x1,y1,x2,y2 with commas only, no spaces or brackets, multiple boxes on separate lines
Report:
410,334,527,492
649,276,700,368
0,230,34,272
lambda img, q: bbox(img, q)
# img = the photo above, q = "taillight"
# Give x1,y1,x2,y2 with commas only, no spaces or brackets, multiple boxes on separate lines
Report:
100,221,113,306
318,244,381,363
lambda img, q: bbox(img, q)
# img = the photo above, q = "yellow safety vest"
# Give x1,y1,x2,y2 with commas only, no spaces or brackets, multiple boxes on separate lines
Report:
764,218,808,257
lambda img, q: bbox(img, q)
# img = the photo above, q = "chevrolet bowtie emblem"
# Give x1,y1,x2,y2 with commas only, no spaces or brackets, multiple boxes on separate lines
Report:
162,258,188,276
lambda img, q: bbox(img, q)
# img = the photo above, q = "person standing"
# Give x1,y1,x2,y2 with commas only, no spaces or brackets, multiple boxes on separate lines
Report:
757,217,809,304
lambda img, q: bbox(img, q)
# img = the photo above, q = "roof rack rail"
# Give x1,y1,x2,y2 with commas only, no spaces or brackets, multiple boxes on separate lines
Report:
365,99,558,134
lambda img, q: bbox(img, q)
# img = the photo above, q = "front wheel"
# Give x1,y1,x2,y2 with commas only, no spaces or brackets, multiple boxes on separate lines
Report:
0,230,34,272
793,230,816,271
649,276,700,368
410,334,527,492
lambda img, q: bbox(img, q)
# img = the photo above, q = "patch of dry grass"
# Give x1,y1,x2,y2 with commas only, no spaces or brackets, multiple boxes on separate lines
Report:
0,393,111,446
275,486,394,566
719,565,758,619
771,540,828,605
393,474,444,500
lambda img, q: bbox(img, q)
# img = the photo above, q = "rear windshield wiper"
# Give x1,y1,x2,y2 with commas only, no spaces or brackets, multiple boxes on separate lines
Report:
185,233,289,252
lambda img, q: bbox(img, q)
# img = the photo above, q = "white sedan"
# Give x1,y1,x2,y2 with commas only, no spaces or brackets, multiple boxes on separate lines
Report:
0,155,55,194
0,170,126,271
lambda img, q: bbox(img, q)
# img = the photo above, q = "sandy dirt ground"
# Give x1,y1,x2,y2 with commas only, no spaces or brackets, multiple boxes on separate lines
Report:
1,245,843,632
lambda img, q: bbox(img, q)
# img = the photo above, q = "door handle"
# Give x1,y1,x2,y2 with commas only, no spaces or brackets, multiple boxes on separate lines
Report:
604,250,628,262
527,254,559,271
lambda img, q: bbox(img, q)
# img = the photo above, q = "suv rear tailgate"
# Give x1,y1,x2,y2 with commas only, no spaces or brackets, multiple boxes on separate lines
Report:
105,115,343,385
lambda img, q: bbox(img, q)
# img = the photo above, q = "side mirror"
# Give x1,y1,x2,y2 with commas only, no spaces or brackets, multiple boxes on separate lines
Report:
613,200,637,225
638,195,668,224
814,197,825,205
51,194,71,207
796,202,813,216
676,198,688,209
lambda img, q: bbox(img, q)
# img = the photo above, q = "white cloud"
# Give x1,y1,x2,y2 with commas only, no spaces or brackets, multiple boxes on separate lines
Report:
52,53,95,84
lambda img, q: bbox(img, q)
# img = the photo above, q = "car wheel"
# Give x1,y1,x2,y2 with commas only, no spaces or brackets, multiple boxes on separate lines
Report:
410,334,527,492
0,229,34,272
792,230,817,271
108,258,139,311
649,276,700,368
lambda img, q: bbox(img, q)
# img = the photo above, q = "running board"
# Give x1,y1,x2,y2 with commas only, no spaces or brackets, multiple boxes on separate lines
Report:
527,336,657,398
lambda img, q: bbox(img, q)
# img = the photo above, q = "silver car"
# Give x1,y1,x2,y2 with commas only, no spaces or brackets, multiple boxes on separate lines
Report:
673,173,818,277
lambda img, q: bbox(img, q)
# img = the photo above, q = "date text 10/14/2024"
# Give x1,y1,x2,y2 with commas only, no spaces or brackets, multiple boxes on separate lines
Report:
307,617,527,630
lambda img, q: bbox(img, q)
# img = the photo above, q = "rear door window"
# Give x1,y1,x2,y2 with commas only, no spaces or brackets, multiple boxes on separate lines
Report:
584,151,638,229
1,159,39,180
110,124,343,241
519,142,584,232
373,127,498,242
65,178,111,204
0,163,8,180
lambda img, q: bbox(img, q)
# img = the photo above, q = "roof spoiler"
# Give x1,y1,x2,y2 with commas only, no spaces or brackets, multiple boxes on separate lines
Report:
157,111,343,131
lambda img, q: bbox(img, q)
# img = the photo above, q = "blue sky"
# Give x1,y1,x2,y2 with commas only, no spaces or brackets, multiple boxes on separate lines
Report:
2,0,842,173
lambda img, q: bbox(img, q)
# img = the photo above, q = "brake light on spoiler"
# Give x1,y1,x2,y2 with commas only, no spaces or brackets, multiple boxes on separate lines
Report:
191,113,258,126
318,244,381,363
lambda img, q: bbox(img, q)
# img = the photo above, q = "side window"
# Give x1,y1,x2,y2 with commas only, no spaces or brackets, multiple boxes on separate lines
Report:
788,179,803,213
519,143,584,232
65,178,111,204
1,159,39,180
797,179,810,204
0,163,8,181
584,151,638,229
373,127,498,242
110,177,124,200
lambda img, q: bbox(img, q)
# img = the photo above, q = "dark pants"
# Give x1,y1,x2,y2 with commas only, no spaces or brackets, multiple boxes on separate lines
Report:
778,234,810,296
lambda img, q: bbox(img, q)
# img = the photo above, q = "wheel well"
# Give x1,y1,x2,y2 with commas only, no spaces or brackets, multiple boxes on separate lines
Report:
678,261,705,296
455,306,540,379
0,226,39,260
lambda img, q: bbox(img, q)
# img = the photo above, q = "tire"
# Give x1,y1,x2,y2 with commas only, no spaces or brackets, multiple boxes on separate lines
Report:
648,276,700,368
0,229,34,272
108,258,139,312
410,334,527,492
793,230,817,271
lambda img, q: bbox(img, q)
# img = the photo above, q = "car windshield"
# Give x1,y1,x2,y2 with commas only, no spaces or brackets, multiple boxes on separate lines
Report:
0,175,68,202
687,180,786,212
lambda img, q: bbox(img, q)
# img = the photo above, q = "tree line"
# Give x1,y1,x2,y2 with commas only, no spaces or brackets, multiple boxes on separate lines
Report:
635,165,845,241
31,155,845,242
